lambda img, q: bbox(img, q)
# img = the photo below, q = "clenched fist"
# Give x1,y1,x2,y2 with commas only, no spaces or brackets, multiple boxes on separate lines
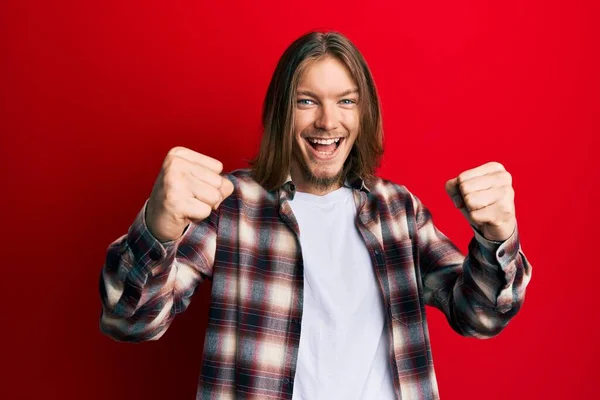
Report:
145,146,234,242
445,161,517,242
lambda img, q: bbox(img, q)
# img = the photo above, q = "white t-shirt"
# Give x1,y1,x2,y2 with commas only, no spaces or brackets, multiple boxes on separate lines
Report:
288,185,397,400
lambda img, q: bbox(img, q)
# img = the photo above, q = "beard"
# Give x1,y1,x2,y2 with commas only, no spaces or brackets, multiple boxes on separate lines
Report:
293,149,346,192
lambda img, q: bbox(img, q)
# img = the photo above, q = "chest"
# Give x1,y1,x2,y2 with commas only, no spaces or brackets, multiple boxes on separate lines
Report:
213,192,423,322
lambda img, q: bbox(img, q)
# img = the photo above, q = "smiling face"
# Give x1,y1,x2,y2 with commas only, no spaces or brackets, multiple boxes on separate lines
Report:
290,56,360,195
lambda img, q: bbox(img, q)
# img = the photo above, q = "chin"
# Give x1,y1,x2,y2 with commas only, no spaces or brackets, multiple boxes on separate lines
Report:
301,162,345,189
310,165,342,179
292,139,351,190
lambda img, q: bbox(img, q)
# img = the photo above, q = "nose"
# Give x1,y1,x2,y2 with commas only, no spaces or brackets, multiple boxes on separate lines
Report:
315,102,338,131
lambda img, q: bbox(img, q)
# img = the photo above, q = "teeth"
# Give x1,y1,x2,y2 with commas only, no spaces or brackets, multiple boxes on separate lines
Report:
307,137,341,145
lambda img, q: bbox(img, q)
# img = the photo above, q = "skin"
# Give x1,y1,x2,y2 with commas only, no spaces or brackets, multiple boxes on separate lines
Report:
290,56,360,196
287,56,517,242
446,162,517,242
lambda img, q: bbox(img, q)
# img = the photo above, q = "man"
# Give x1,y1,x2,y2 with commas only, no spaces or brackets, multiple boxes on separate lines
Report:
99,31,532,400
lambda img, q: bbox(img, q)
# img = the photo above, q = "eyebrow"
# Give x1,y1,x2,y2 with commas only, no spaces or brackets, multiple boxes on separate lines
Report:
296,88,359,98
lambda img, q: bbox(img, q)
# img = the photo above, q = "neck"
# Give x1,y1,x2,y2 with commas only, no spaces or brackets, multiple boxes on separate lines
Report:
297,181,343,196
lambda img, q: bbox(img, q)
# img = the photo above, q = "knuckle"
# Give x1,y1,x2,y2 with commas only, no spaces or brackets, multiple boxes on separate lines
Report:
212,176,223,189
162,156,173,170
163,156,182,174
498,205,509,217
163,169,180,188
463,192,475,208
213,160,224,173
168,146,185,156
501,185,514,200
210,188,222,205
199,201,212,215
162,175,176,191
458,181,469,194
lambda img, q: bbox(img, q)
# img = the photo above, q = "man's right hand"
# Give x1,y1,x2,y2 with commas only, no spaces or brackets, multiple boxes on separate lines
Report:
145,146,234,242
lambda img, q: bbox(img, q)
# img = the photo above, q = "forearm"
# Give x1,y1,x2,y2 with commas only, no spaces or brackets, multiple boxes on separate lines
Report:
426,224,532,338
99,200,205,342
99,257,180,342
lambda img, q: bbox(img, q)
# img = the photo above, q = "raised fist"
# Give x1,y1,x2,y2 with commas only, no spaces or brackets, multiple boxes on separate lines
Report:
145,146,234,242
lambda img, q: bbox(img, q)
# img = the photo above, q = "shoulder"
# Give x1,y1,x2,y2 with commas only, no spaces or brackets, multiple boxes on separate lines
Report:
223,168,271,202
367,175,428,215
368,175,414,201
223,168,254,185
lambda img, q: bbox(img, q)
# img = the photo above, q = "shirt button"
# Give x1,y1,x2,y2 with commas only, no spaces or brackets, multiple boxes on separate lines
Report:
374,249,381,256
498,249,505,257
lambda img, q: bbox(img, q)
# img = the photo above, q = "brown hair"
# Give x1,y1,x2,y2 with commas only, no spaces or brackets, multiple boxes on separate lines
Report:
250,30,384,191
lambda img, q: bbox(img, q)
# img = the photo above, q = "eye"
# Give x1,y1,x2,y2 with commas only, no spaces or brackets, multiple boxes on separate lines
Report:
297,99,315,105
340,99,357,105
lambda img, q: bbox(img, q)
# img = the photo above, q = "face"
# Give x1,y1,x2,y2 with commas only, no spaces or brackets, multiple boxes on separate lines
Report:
290,56,360,195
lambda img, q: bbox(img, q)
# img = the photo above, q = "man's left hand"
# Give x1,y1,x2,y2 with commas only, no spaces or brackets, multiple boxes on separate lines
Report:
445,161,517,242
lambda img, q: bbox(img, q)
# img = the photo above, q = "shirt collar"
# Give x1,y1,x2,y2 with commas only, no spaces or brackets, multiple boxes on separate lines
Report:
280,172,370,199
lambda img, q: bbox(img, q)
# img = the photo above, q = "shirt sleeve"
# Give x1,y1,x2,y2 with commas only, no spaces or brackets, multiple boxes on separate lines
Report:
98,198,219,342
410,192,533,338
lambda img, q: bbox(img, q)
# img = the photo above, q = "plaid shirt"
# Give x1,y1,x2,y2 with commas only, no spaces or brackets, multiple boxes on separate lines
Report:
99,168,532,400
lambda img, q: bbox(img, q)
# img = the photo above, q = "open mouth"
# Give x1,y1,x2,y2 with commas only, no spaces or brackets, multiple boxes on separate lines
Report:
304,136,345,158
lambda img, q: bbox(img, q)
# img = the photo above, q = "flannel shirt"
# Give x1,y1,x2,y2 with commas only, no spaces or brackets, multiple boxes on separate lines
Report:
99,168,532,400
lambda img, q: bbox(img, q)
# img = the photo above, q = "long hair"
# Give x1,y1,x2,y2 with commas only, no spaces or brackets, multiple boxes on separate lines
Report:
250,31,384,191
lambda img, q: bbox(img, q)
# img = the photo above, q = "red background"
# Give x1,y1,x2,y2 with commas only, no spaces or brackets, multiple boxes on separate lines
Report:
1,1,599,399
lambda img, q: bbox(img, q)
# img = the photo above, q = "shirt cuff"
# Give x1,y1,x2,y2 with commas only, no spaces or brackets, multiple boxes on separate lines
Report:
471,222,520,270
470,222,522,312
